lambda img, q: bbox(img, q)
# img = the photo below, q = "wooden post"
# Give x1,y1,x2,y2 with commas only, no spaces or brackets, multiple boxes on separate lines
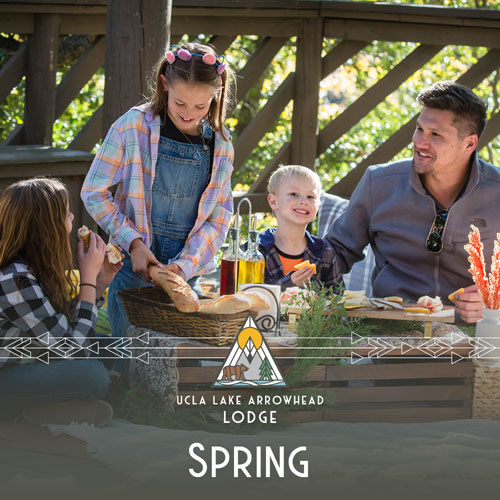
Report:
24,14,60,145
103,0,171,134
291,18,322,169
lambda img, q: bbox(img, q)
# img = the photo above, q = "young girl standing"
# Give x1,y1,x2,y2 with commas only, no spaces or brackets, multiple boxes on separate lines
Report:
81,43,234,377
0,178,120,426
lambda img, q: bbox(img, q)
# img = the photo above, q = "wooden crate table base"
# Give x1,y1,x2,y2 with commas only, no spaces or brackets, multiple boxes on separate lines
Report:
127,323,474,423
472,361,500,420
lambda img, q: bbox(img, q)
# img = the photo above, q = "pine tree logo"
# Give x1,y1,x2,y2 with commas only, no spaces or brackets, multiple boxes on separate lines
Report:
214,313,286,388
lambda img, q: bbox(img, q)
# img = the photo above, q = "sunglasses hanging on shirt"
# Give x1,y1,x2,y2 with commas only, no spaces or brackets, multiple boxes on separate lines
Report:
425,210,449,253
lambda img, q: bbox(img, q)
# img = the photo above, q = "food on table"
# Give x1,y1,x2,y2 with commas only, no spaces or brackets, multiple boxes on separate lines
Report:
148,265,199,313
369,298,404,310
448,287,465,303
280,287,315,309
417,295,443,313
77,225,90,246
198,293,252,314
240,290,271,312
384,296,403,304
106,242,123,264
403,306,431,314
341,289,371,310
342,289,366,299
293,260,317,274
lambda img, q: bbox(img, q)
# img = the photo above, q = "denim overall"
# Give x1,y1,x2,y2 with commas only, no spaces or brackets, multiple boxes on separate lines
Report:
107,126,212,378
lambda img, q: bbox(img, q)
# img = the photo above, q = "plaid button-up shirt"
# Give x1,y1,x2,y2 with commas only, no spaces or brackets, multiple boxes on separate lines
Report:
81,105,234,280
0,257,97,369
258,228,342,291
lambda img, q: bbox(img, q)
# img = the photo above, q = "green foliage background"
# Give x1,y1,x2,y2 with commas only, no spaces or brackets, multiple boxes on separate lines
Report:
1,0,499,206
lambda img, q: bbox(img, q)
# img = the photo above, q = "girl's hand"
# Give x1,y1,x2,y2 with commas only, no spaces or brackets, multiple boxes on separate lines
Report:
129,238,160,282
162,263,186,282
78,231,106,284
454,284,483,323
291,266,314,287
96,247,124,298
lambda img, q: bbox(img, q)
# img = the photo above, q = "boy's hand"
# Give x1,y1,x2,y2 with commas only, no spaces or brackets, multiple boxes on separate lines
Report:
291,266,314,287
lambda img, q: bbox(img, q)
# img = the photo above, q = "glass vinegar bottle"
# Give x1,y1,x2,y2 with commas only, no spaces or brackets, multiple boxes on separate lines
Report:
219,228,244,296
238,218,265,287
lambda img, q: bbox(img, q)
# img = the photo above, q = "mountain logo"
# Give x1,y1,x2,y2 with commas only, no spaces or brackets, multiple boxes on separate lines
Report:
214,313,286,388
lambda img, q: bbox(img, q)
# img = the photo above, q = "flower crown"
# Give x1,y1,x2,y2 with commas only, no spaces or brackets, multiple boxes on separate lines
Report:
165,45,226,75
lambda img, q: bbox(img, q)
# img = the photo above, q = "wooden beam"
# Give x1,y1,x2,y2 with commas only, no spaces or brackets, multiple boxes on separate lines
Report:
0,43,27,104
70,105,103,152
103,0,169,136
318,43,442,156
24,14,60,145
55,36,105,118
172,16,303,37
7,36,105,146
207,35,236,54
236,36,288,103
325,19,500,49
329,49,500,198
233,73,294,171
245,40,368,193
479,111,500,150
291,18,322,168
248,142,291,194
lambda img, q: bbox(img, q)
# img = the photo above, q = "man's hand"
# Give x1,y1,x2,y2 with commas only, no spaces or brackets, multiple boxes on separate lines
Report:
291,266,314,287
454,284,483,323
129,238,160,282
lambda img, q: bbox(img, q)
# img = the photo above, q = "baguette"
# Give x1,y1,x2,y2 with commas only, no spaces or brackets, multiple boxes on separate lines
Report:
198,293,252,315
240,290,270,312
148,265,199,313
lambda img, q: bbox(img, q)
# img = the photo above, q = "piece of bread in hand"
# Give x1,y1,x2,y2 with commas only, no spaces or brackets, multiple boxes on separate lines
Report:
293,260,317,274
106,243,123,264
77,226,90,247
198,293,252,314
148,265,199,313
240,290,271,312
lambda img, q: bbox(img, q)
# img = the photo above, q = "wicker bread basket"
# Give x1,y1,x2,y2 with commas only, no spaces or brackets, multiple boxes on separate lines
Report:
472,362,500,420
118,287,248,346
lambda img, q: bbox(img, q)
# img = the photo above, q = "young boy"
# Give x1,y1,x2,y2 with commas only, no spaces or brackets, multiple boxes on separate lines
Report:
259,165,341,290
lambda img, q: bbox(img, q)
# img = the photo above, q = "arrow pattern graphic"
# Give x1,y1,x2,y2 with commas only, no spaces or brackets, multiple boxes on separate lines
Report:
1,331,499,366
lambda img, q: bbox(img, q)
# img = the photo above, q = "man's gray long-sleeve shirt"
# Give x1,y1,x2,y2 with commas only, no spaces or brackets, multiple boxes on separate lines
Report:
325,156,500,303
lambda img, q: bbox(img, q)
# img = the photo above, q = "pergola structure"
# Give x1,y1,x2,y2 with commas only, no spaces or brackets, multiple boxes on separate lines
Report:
1,0,500,219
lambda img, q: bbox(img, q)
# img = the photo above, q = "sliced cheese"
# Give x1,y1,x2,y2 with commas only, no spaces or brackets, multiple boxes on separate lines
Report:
448,288,465,303
293,260,317,274
403,306,431,314
342,289,366,300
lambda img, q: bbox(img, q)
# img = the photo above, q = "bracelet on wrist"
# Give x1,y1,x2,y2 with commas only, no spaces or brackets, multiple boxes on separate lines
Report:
80,283,97,289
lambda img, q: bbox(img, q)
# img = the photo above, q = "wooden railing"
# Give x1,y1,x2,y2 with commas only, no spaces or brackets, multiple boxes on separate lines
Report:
1,1,500,211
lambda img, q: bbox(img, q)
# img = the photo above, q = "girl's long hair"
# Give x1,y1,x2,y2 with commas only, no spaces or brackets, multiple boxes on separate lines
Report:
0,177,76,318
149,42,234,141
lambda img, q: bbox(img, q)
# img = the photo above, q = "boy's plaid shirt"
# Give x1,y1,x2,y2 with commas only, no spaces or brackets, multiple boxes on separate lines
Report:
81,105,234,281
259,228,342,291
0,257,97,369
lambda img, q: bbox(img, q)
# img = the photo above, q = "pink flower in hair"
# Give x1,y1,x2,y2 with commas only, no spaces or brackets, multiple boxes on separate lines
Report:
202,53,216,65
178,49,192,61
165,51,175,64
217,63,226,75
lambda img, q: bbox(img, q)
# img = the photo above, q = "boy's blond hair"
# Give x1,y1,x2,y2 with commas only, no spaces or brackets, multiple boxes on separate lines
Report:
267,165,322,194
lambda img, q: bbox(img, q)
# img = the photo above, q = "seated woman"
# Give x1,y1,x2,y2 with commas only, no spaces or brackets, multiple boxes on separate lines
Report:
0,178,121,427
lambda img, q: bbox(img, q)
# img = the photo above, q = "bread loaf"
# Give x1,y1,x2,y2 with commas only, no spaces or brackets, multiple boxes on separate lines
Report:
240,290,270,312
148,265,199,313
198,293,252,314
